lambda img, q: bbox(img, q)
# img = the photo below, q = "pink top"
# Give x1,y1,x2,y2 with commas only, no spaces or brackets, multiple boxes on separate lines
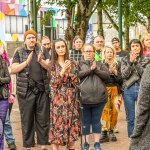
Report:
143,50,148,58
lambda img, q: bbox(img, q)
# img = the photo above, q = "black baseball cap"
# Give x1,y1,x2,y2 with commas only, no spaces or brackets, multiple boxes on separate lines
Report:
112,37,120,43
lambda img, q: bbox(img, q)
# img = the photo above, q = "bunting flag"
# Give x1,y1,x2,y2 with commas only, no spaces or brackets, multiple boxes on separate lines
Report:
12,34,18,41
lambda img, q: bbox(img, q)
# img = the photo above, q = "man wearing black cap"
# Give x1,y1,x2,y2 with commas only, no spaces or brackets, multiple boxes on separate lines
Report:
112,37,128,62
11,30,50,150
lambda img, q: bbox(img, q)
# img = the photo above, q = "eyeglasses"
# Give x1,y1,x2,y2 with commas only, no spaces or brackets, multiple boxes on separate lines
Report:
83,51,94,53
96,41,104,43
144,39,150,42
26,37,36,40
112,41,119,44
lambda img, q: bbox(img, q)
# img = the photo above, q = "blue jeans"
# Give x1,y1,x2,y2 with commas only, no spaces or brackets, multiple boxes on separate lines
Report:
4,109,15,145
123,83,139,137
81,103,105,135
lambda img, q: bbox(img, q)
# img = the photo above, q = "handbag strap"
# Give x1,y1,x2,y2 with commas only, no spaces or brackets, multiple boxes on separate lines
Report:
79,76,88,88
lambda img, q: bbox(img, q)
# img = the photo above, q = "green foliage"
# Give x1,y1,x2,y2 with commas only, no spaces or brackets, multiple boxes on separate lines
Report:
40,10,54,26
46,0,78,8
132,0,150,24
37,0,42,10
102,0,149,27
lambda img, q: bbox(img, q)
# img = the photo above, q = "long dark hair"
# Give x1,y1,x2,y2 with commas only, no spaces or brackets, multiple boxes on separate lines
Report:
129,39,143,58
51,38,69,65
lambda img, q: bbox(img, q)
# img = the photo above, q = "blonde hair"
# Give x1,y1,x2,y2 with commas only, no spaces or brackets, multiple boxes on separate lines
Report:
140,33,150,48
81,43,96,53
102,45,117,64
0,41,7,52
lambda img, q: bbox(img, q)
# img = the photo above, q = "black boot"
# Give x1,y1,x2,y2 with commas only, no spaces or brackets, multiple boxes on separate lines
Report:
100,131,109,143
109,130,117,142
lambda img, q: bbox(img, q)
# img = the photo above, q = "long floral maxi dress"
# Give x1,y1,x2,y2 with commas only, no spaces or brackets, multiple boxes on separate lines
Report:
49,62,80,146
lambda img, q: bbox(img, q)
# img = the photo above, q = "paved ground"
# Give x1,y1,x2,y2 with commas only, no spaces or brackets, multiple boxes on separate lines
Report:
4,101,130,150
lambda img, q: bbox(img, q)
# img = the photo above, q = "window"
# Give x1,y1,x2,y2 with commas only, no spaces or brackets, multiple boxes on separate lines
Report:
55,19,67,38
11,16,17,33
5,16,27,34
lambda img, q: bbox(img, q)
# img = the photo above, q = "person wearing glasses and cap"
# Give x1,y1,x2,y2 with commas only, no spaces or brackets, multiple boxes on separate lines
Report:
111,37,128,62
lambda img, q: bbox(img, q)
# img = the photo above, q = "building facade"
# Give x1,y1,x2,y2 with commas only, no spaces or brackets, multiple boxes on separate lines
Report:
0,0,67,57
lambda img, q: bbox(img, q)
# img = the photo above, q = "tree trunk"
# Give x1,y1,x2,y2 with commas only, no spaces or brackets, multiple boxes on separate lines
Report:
124,26,129,51
75,5,81,35
30,0,34,29
65,8,75,49
97,5,104,37
147,16,150,32
75,6,90,42
75,0,97,42
123,1,130,50
76,16,90,42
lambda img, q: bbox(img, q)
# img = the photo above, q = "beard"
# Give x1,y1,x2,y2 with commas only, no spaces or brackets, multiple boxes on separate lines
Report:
27,43,35,50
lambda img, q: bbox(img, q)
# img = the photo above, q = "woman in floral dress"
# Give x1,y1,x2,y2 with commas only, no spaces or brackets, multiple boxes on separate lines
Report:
49,38,80,150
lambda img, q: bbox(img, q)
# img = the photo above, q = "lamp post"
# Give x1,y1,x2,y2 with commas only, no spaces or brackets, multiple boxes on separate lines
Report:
33,0,37,32
118,0,123,48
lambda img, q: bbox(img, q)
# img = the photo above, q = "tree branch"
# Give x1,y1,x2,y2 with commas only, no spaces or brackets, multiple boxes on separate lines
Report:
91,0,101,15
103,8,124,35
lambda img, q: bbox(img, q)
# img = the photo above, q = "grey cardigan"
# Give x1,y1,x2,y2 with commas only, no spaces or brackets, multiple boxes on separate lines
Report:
129,64,150,150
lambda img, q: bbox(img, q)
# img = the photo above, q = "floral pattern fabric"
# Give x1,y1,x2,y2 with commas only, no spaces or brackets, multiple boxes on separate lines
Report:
49,62,80,146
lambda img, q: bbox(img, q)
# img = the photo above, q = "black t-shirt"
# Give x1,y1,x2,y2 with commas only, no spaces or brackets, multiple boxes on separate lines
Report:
13,48,49,88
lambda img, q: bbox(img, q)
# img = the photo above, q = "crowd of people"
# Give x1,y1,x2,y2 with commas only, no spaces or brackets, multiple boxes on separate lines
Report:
0,30,150,150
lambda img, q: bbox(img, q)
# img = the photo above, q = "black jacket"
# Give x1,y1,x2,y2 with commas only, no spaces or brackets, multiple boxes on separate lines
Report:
104,62,123,94
121,56,143,88
0,57,11,99
78,60,110,104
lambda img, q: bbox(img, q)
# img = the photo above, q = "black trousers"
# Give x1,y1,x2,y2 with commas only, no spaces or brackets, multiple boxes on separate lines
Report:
18,90,49,148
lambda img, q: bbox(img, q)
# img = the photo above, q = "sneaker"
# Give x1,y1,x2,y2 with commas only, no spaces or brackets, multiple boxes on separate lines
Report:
100,131,109,143
109,130,117,142
94,142,101,150
8,143,16,150
82,142,89,150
